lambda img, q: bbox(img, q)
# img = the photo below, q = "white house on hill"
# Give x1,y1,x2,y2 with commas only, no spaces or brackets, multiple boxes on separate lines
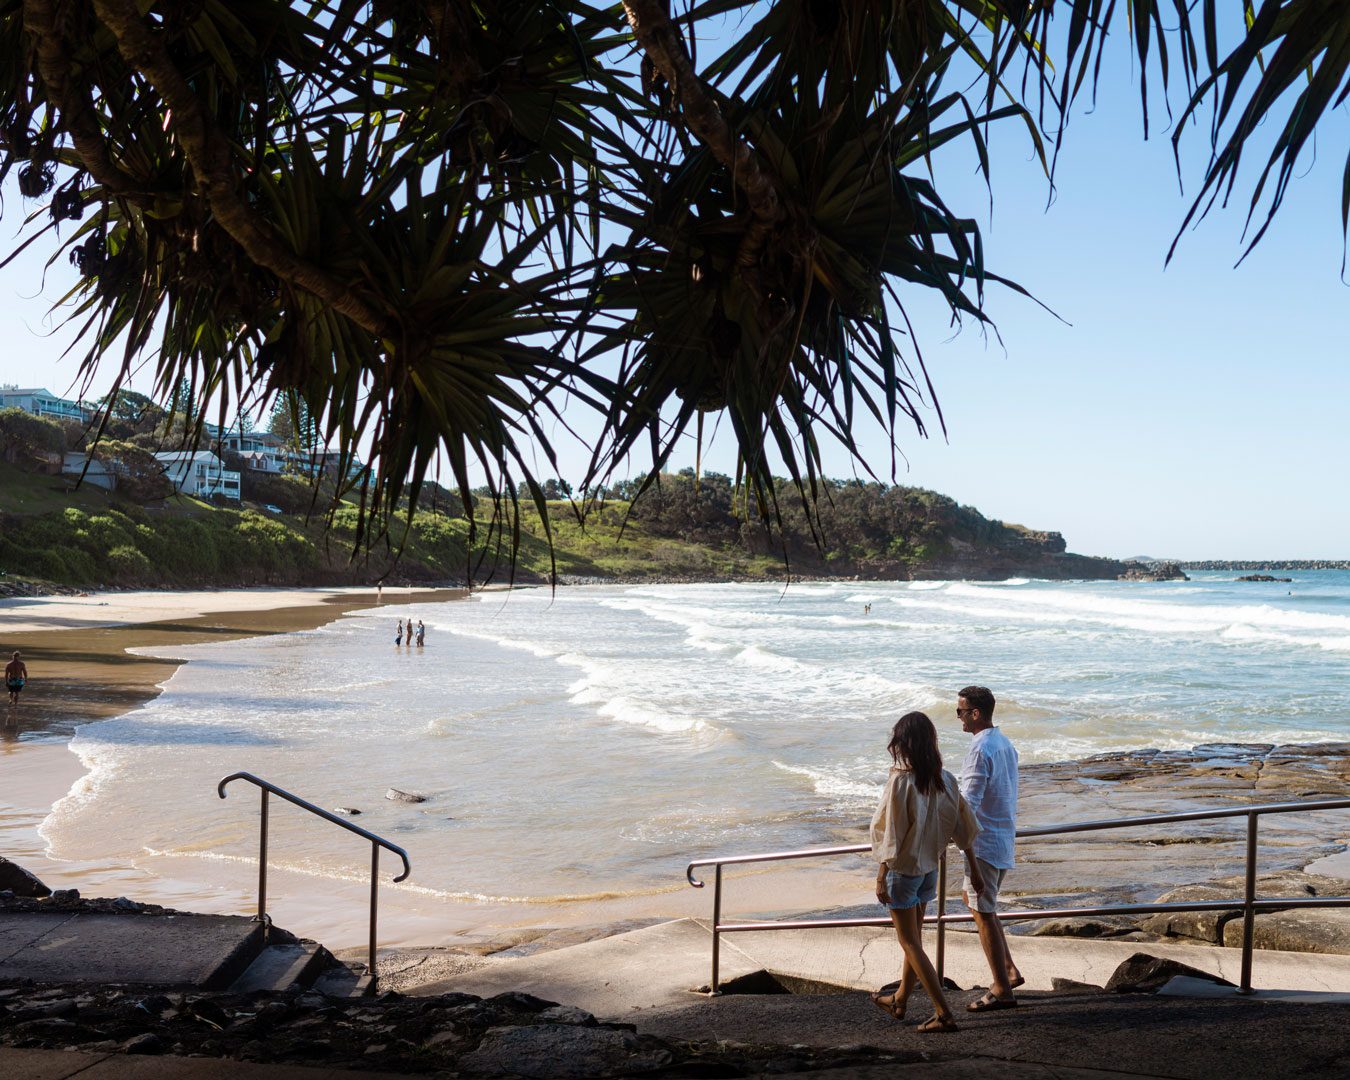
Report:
0,385,92,424
154,450,241,501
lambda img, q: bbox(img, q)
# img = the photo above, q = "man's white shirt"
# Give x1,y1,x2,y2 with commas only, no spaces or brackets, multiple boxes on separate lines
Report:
959,726,1019,869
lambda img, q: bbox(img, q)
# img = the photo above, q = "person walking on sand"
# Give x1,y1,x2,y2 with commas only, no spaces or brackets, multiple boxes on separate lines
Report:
956,685,1024,1011
6,651,27,706
870,711,984,1034
395,619,404,647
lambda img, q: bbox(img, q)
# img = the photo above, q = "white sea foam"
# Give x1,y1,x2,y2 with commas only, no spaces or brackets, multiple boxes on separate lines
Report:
772,761,880,800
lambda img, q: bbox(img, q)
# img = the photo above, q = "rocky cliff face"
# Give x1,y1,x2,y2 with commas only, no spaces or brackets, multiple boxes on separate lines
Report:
838,542,1188,583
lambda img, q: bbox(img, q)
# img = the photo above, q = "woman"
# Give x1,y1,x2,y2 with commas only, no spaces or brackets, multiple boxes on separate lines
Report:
870,711,984,1033
395,619,404,647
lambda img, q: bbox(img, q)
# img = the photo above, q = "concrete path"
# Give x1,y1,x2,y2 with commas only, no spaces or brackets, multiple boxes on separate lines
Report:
409,917,1350,1015
409,919,1350,1079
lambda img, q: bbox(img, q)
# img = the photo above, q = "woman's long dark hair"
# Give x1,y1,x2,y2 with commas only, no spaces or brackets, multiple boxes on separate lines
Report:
887,711,946,795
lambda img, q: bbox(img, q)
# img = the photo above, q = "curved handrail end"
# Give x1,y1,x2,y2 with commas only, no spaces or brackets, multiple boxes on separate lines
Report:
686,863,705,888
392,848,412,883
217,771,254,799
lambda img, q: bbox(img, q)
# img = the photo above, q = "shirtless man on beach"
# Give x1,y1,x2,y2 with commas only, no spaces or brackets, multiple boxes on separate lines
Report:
6,651,28,706
956,685,1024,1011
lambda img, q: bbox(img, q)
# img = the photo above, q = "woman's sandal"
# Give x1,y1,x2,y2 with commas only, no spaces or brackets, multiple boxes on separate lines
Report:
869,991,906,1020
916,1014,958,1034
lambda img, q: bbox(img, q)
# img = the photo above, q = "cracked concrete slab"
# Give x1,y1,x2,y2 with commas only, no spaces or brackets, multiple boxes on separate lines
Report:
0,913,72,965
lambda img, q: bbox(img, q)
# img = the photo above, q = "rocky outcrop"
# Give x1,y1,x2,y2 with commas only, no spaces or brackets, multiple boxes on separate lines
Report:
909,743,1350,943
1118,561,1189,582
1182,560,1350,571
0,857,50,898
1141,871,1350,949
384,788,426,803
1237,574,1292,582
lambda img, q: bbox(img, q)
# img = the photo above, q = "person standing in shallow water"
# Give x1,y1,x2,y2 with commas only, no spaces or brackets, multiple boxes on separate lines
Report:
395,620,403,647
415,620,425,647
870,711,984,1033
6,651,27,706
956,684,1024,1011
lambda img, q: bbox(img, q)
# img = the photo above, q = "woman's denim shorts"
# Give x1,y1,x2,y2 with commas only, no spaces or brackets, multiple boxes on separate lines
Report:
884,868,939,910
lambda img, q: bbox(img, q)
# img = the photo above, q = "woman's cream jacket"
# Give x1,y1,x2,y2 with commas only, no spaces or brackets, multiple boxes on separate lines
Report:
870,766,980,875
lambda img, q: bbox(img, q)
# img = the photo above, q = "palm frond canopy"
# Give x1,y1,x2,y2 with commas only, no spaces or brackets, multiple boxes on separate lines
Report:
0,1,1339,568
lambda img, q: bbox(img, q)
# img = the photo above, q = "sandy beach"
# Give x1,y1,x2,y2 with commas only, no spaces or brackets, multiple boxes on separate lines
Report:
0,583,878,951
0,586,468,938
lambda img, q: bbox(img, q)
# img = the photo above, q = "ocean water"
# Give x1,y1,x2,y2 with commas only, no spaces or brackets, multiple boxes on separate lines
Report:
36,572,1350,942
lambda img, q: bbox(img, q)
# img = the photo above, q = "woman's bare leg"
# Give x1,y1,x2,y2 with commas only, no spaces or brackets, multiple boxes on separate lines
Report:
888,903,955,1029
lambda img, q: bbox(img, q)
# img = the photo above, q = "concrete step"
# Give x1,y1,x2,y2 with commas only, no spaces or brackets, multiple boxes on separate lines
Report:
312,963,375,998
0,911,267,989
227,943,333,994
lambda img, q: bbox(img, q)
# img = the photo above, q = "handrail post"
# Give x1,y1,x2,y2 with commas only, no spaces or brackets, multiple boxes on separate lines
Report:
257,788,269,923
1239,811,1258,994
710,863,723,995
369,842,380,978
935,851,947,983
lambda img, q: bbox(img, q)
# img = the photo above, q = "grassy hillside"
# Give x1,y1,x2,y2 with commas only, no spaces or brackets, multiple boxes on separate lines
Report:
0,461,1107,591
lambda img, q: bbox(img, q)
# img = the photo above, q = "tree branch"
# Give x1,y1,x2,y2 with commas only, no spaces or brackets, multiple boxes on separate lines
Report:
23,0,153,207
621,0,782,269
89,0,391,337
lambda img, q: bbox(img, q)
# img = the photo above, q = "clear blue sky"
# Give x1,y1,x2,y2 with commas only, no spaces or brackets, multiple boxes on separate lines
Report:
1,22,1346,561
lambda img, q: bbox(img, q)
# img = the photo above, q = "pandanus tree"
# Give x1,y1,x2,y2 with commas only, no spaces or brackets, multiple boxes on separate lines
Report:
0,2,1344,570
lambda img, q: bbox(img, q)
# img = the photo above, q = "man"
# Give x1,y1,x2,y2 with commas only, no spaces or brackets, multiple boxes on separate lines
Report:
956,684,1023,1010
6,651,28,706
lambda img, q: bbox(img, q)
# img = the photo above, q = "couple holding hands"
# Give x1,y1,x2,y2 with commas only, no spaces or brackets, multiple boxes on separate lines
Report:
869,685,1021,1033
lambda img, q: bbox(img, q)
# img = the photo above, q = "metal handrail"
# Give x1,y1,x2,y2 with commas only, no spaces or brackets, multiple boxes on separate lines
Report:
686,796,1350,996
218,771,412,978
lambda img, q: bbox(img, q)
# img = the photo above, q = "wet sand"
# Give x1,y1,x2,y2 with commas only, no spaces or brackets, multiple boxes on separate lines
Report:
1,587,461,737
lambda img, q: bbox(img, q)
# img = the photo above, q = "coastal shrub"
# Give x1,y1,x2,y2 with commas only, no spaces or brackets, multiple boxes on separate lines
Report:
133,523,170,566
107,544,153,580
53,544,97,582
11,516,67,550
0,408,65,468
25,546,71,582
157,517,220,577
251,474,312,515
86,514,136,553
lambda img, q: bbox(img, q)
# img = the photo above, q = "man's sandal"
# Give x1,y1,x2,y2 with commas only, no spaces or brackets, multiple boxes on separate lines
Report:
966,992,1018,1012
916,1014,958,1033
869,991,905,1019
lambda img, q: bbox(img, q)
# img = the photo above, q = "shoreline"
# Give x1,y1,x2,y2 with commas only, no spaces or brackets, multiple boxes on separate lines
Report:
0,585,466,735
0,586,470,946
4,583,1350,957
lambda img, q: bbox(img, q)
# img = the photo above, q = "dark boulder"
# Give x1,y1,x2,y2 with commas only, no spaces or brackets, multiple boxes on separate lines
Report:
0,857,51,898
1104,953,1234,993
385,788,426,803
